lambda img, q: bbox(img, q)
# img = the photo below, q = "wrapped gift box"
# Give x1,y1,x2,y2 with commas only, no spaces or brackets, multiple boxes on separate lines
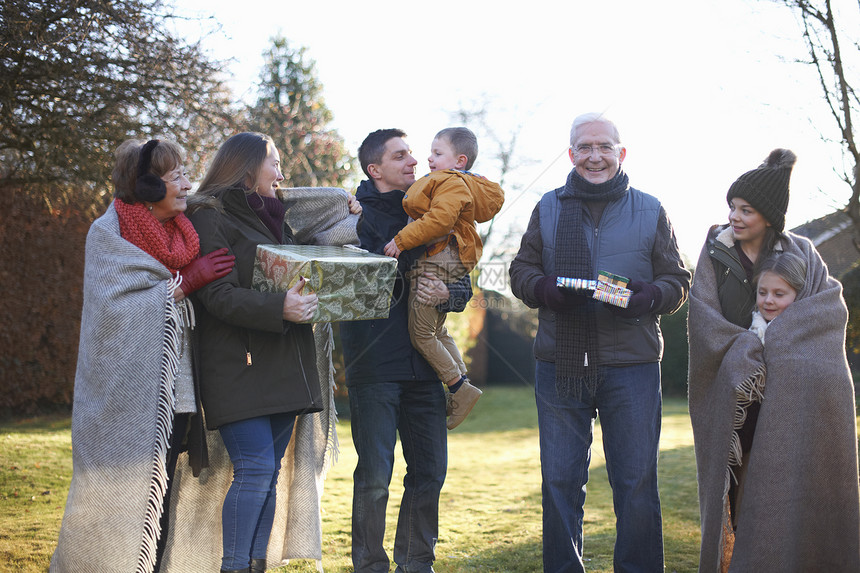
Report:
597,270,629,288
558,271,631,308
253,244,397,323
557,277,598,291
592,282,631,308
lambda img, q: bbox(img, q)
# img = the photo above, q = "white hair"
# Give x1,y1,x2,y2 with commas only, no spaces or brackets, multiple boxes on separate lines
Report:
569,112,621,147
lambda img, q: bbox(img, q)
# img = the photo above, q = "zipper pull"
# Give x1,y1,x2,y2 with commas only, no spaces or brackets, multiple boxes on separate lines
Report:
246,351,252,366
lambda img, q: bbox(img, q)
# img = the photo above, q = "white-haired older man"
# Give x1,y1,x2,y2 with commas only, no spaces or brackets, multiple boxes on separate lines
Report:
509,112,691,572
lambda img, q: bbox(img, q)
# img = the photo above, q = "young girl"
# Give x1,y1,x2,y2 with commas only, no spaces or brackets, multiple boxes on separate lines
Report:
749,252,807,342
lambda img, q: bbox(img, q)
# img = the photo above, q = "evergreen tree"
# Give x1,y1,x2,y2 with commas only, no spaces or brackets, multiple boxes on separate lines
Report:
244,36,354,189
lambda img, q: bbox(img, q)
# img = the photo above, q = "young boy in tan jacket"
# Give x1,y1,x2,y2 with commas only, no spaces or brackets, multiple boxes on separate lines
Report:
384,127,505,429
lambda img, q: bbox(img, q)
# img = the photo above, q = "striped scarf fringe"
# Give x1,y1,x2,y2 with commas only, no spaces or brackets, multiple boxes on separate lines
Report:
556,372,604,401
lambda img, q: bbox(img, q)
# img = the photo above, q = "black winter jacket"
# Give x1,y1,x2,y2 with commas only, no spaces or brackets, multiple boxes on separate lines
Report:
188,187,322,429
340,179,472,386
706,225,756,328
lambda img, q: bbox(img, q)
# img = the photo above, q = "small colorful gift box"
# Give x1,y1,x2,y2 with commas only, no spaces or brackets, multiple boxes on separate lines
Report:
596,271,629,288
557,271,632,308
252,244,397,323
556,277,598,292
592,271,631,308
592,282,632,308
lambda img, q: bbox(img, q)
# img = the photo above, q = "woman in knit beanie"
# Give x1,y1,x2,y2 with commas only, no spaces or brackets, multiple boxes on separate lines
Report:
725,148,795,267
687,149,860,571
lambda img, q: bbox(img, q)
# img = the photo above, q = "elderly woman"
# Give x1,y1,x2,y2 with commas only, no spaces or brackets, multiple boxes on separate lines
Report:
51,139,234,573
688,149,860,571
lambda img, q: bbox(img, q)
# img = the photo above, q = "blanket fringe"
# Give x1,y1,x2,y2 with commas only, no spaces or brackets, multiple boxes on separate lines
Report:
171,273,196,330
318,324,339,480
726,365,766,477
136,284,182,573
719,364,766,571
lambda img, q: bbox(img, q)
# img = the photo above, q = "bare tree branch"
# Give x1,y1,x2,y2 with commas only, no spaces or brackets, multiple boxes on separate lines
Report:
778,0,860,250
0,0,238,213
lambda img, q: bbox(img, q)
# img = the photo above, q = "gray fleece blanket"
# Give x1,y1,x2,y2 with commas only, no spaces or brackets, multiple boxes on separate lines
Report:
51,204,183,572
162,187,358,572
688,228,860,572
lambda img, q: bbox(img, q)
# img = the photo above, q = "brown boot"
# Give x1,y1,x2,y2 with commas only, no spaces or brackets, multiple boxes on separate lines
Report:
447,380,482,430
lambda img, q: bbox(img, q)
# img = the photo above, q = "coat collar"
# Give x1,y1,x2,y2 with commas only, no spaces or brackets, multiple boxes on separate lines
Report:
714,224,784,252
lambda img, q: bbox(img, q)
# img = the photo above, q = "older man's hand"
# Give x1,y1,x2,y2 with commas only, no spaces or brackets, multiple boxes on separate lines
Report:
415,272,450,306
608,280,662,318
534,275,587,312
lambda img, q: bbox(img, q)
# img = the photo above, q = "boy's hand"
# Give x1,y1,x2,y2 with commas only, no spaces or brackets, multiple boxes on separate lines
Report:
383,239,401,258
347,194,362,215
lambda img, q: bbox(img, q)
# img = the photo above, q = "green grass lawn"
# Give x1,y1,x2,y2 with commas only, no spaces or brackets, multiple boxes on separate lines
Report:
1,386,703,572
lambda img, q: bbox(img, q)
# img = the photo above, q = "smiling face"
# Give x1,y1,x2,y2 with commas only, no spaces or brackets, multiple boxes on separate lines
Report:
756,270,798,322
253,143,284,197
729,197,770,247
369,136,418,193
428,136,465,172
150,164,191,223
569,121,626,185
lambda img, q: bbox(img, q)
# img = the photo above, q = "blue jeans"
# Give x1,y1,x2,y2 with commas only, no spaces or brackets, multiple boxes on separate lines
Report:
218,413,296,570
535,360,664,573
349,381,447,573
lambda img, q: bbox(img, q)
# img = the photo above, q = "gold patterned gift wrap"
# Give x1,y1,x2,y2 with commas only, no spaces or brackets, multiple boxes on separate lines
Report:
252,245,397,323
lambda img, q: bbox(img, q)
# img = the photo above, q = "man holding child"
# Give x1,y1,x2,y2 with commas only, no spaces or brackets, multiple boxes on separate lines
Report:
340,128,474,573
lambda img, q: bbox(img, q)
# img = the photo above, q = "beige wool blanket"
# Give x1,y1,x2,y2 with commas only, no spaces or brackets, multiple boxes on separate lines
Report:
162,187,358,572
688,229,860,572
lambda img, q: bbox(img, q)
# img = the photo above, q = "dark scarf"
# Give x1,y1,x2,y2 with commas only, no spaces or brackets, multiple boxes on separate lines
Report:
555,168,629,397
114,199,199,273
354,179,425,272
246,191,286,243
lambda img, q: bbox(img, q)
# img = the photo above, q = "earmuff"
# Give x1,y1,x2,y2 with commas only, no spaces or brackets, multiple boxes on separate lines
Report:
134,139,167,202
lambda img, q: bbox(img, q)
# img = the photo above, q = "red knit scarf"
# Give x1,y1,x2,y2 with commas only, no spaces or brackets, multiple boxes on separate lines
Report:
114,199,200,273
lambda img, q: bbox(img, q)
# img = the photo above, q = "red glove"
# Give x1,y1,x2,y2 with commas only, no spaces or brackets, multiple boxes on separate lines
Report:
534,275,587,312
179,248,235,295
